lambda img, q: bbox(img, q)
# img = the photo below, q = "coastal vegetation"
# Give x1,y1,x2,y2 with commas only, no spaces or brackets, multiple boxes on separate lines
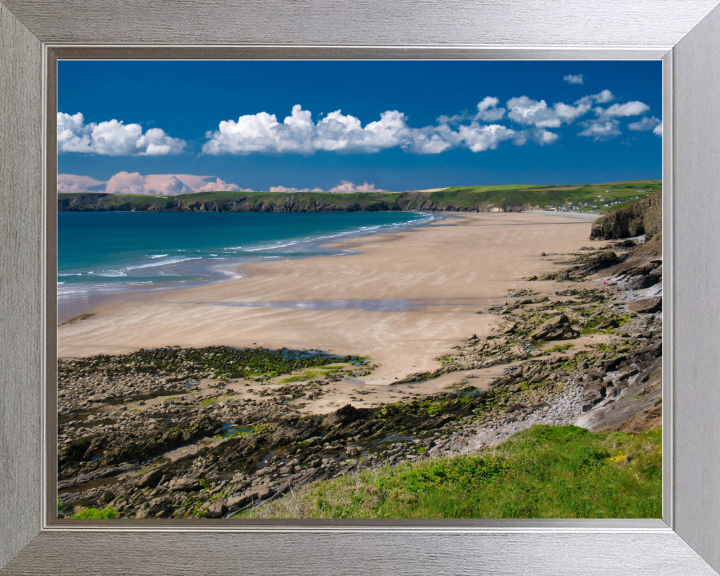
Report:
57,179,660,215
239,425,661,519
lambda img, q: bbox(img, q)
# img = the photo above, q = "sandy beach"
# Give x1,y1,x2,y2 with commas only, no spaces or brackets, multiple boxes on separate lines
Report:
58,212,599,389
56,209,666,521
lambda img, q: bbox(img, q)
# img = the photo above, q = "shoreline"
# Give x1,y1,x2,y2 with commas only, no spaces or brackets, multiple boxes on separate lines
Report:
57,211,440,324
58,211,601,390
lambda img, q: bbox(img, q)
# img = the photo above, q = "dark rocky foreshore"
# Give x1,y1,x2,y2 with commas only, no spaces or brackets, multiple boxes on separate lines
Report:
58,219,663,520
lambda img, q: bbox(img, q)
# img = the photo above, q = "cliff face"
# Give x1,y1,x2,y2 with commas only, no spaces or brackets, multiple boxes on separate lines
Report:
57,192,540,214
589,191,662,240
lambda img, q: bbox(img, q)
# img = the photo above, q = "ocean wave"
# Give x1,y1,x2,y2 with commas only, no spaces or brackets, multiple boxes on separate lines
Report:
148,254,169,258
93,270,127,277
244,240,301,252
124,256,202,271
224,214,433,254
58,273,83,277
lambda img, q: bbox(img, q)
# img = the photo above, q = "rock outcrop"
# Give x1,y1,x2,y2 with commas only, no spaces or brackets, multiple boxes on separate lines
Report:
530,314,579,341
589,191,662,240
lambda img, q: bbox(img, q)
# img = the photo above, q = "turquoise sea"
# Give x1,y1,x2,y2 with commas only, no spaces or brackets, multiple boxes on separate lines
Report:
57,211,436,314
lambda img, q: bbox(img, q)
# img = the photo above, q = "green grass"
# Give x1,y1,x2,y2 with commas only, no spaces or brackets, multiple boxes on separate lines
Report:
580,328,610,336
58,180,661,216
199,397,217,406
239,425,661,519
546,343,575,353
70,506,119,519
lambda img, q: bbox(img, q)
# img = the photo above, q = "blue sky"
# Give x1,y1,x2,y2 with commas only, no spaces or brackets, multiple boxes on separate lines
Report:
58,60,662,194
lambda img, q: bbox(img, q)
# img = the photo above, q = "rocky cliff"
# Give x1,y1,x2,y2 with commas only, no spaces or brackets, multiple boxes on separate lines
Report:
57,191,541,214
589,191,662,240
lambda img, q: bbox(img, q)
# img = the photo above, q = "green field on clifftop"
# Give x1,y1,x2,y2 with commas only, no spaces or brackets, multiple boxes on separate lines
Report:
58,179,661,215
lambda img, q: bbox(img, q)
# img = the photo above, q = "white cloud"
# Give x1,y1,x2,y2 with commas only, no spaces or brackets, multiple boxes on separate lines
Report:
201,91,649,157
553,100,593,123
507,97,562,128
104,172,191,195
474,97,506,121
194,178,254,192
653,121,663,137
204,102,554,157
596,101,650,118
328,181,386,193
578,119,622,141
563,74,584,85
436,113,467,125
507,90,616,130
269,185,324,192
57,112,186,156
593,89,615,104
97,172,250,195
531,128,560,146
628,116,662,132
57,174,106,193
458,123,517,152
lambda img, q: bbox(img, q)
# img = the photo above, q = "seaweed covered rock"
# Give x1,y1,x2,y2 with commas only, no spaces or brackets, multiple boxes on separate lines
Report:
322,404,367,428
530,314,579,341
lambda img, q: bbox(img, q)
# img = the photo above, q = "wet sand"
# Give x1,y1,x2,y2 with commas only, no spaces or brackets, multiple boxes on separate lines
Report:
58,212,600,390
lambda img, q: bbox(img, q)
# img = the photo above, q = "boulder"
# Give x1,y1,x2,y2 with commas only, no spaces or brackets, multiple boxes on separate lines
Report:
168,477,200,492
226,494,251,511
628,297,662,314
256,486,273,500
201,500,227,518
135,468,163,489
531,314,579,341
144,496,172,518
99,490,115,504
268,422,318,446
321,404,367,428
626,275,656,290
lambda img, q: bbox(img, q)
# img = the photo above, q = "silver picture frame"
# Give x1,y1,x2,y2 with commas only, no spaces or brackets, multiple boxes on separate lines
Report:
1,1,720,573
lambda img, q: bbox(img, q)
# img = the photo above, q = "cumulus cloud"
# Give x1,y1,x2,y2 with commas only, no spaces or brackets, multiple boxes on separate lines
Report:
628,116,662,132
563,74,584,85
203,105,413,155
328,181,386,193
200,91,651,156
507,96,562,128
57,174,106,193
204,102,552,157
269,185,324,192
507,90,615,130
474,97,506,121
57,112,186,156
578,119,622,141
104,172,189,195
92,172,251,195
458,123,517,152
194,178,253,192
596,101,650,118
593,89,615,104
653,122,663,137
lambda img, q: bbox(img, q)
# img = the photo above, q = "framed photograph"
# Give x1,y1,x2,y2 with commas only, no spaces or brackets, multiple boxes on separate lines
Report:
2,1,720,574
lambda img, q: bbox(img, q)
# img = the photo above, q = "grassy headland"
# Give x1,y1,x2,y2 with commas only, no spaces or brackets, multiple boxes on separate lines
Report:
58,180,660,215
